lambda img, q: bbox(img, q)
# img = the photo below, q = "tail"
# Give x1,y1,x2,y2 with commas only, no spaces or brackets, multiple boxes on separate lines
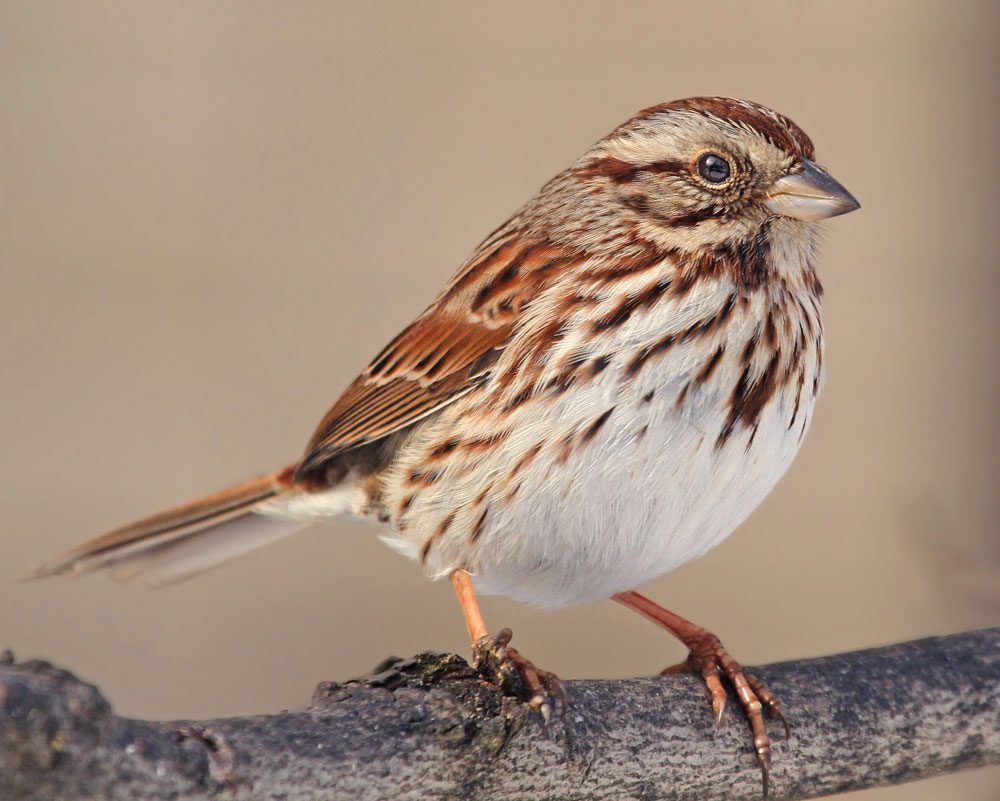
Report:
23,466,312,586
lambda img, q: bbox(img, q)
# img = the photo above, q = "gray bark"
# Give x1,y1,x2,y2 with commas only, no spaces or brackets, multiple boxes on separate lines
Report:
1,628,998,801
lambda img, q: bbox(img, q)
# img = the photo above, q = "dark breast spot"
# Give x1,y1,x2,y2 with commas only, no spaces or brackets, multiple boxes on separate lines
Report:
581,407,615,444
590,354,611,375
419,511,456,564
470,507,489,545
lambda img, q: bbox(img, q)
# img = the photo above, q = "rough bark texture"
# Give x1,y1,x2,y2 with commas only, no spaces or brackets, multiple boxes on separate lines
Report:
1,628,998,801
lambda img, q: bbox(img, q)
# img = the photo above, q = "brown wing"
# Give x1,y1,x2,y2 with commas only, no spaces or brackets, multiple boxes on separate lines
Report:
295,235,575,478
296,312,511,475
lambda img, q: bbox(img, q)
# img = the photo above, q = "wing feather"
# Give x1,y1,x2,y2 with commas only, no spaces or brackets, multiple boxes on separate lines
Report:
297,319,508,475
294,231,597,479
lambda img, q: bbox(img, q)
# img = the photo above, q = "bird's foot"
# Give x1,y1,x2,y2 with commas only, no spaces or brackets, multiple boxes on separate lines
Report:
472,627,565,727
662,631,789,796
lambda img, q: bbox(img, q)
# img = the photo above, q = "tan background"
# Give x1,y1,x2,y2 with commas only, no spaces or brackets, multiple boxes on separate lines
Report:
1,2,997,799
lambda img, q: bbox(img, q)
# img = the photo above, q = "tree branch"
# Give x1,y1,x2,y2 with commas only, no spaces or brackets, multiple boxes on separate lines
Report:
1,628,998,800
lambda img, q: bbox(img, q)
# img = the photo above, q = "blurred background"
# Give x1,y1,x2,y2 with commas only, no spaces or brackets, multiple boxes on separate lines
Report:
1,2,997,798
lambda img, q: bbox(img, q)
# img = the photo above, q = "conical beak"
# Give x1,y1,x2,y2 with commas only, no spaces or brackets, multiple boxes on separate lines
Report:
765,158,860,221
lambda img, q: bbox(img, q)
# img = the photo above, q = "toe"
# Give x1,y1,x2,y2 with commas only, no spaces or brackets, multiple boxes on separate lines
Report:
471,630,563,723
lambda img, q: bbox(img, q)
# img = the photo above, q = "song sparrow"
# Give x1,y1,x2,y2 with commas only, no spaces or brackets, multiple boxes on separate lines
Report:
28,97,858,792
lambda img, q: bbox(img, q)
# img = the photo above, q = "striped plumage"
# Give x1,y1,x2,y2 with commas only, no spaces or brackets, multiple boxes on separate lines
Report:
374,212,824,607
28,98,858,788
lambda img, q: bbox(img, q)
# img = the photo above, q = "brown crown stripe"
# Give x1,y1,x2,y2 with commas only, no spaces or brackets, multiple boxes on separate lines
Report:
625,98,815,159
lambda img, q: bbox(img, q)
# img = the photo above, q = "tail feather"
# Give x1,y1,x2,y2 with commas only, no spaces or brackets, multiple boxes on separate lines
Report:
23,466,307,584
106,514,307,586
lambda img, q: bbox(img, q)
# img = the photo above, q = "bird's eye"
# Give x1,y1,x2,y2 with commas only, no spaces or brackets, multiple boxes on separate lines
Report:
696,153,732,184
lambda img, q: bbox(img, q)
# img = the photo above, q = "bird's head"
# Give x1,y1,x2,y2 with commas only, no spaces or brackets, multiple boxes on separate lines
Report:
565,97,859,253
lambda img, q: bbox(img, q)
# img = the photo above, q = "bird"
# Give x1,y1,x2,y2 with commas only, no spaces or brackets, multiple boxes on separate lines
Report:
26,97,859,791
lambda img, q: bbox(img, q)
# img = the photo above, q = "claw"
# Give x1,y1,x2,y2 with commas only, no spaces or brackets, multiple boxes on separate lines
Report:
746,669,791,740
665,637,783,797
539,698,553,731
611,592,786,797
546,673,568,718
713,697,726,731
471,628,564,728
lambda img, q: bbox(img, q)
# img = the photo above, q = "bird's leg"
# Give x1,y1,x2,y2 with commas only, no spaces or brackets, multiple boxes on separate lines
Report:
613,590,787,795
450,570,564,723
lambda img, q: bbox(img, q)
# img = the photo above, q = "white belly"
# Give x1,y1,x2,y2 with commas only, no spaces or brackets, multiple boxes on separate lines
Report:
466,366,815,607
378,317,820,608
367,263,824,609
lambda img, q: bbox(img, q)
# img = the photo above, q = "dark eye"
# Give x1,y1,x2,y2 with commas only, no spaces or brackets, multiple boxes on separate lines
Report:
696,153,732,184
